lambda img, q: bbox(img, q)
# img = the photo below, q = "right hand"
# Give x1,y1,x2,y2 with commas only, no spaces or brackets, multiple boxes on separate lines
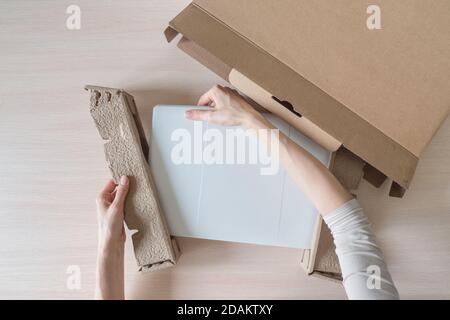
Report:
185,85,264,127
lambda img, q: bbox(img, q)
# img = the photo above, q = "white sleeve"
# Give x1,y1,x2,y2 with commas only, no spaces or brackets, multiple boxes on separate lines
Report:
323,199,399,300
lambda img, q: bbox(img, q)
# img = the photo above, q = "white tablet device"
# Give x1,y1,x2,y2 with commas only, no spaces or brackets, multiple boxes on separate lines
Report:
150,105,331,249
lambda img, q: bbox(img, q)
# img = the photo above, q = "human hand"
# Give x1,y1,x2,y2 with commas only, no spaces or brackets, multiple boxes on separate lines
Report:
96,176,129,253
185,85,265,127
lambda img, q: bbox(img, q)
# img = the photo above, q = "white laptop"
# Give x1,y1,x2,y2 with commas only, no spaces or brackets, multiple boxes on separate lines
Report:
150,105,331,249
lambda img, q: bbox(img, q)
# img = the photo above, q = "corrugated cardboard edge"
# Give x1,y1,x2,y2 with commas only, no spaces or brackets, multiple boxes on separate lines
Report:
164,3,418,194
86,85,179,272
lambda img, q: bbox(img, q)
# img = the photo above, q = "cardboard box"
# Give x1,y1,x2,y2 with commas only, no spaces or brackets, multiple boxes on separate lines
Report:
165,0,450,195
164,0,450,279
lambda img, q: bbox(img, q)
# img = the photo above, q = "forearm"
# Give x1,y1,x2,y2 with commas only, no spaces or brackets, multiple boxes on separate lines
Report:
244,114,352,215
245,114,398,299
95,241,125,300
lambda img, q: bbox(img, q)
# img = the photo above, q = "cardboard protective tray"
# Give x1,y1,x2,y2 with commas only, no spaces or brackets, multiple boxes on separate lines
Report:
87,85,179,271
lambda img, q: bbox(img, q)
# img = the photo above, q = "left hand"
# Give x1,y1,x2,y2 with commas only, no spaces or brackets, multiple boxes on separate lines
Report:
96,176,129,252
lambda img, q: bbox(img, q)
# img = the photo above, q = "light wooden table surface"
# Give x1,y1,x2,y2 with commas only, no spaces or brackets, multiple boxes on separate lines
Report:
1,0,449,300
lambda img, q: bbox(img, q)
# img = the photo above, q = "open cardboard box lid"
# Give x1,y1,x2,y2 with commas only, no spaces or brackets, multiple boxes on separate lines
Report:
164,0,450,279
165,0,450,197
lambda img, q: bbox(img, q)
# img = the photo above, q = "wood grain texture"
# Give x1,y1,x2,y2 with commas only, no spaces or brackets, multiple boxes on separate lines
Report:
0,0,449,299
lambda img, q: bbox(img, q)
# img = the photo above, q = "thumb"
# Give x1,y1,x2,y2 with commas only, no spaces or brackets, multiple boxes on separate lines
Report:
113,175,129,208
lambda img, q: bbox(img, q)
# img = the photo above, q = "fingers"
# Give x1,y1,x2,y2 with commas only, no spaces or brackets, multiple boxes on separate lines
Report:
96,179,116,206
100,179,116,195
185,109,213,121
197,90,215,106
197,85,224,106
113,175,129,208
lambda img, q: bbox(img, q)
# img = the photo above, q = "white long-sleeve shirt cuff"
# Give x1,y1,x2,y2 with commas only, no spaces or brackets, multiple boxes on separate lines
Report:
323,198,399,300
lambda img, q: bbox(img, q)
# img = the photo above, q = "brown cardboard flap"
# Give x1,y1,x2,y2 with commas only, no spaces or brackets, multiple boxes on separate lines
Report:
167,3,419,189
300,216,323,274
313,220,341,276
299,217,342,281
389,181,406,198
310,271,343,283
177,36,231,81
229,69,341,152
363,164,387,188
164,26,179,43
329,147,366,191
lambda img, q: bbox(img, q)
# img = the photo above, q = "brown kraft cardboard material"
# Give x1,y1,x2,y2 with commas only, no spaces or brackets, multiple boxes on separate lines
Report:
86,85,179,271
165,0,450,196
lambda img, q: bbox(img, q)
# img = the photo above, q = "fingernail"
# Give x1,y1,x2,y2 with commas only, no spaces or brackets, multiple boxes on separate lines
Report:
120,175,128,186
185,110,192,118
